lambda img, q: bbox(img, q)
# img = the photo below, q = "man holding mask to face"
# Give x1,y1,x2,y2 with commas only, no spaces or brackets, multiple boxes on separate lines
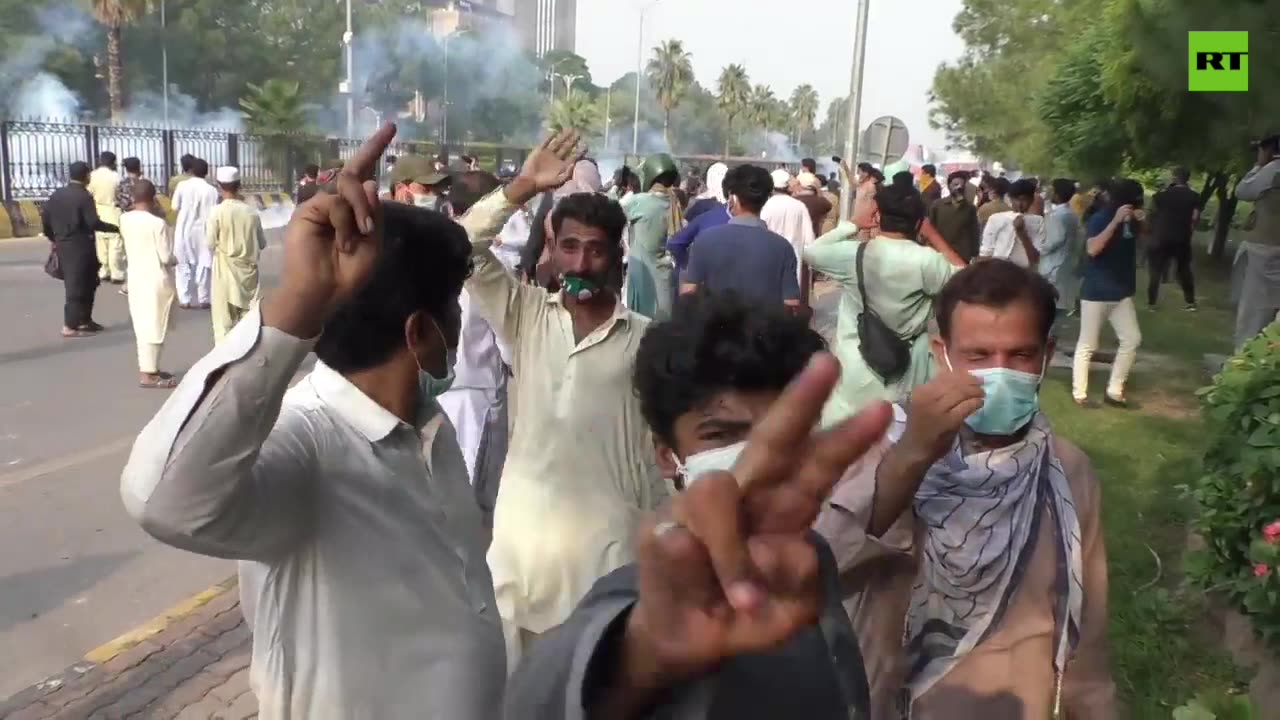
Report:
818,260,1117,719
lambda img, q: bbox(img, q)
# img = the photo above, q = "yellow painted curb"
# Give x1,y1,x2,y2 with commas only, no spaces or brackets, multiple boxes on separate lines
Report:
0,206,13,240
83,576,238,665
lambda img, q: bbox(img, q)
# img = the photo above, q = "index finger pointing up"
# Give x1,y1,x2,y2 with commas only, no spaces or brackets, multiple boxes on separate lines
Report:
343,123,399,183
730,352,841,491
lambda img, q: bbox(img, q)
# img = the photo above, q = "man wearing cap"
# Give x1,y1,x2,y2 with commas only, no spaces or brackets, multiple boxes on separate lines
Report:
621,153,682,320
762,168,817,291
1234,132,1280,348
793,170,834,238
392,155,453,215
205,166,267,343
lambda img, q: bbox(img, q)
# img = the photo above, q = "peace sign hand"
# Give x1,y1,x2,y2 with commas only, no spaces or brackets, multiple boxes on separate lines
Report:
608,355,892,711
263,124,397,339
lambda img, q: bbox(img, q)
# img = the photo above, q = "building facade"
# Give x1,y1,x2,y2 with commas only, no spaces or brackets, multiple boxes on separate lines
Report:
515,0,577,57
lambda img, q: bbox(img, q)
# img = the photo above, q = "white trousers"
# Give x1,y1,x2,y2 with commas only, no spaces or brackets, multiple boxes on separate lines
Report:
176,262,211,306
1072,297,1142,401
136,342,162,374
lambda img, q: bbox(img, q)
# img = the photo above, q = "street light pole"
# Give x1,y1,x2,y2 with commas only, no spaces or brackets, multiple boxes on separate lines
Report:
632,0,658,157
838,0,871,222
442,34,452,145
344,0,354,139
161,0,169,127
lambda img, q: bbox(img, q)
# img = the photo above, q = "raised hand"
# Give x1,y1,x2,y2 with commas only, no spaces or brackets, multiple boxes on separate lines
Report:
263,124,397,338
898,369,985,465
612,355,893,706
520,129,585,192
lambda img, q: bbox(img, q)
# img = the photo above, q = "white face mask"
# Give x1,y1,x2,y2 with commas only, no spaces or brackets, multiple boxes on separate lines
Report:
412,193,436,209
671,441,747,489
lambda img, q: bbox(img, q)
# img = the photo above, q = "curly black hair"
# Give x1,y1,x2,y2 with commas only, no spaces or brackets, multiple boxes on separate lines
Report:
633,290,827,445
315,202,472,373
935,259,1059,344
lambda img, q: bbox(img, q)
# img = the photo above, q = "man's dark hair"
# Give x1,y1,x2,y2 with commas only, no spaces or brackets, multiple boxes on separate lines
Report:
874,183,925,235
947,170,970,184
303,164,320,179
935,260,1058,344
450,171,502,216
857,162,875,175
180,154,196,173
801,158,817,174
922,164,937,178
722,164,773,214
133,178,156,202
1008,179,1038,201
1051,178,1076,204
297,183,321,204
633,289,826,445
550,192,627,247
1107,177,1145,209
191,159,209,179
992,177,1011,197
98,151,116,168
123,157,142,175
891,171,914,189
315,203,472,373
69,161,91,183
1172,166,1191,184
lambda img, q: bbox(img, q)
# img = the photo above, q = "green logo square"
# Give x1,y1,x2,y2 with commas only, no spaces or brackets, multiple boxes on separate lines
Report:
1188,31,1249,92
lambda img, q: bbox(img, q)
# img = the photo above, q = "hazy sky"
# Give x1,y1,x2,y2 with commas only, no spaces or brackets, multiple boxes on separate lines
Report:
576,0,968,153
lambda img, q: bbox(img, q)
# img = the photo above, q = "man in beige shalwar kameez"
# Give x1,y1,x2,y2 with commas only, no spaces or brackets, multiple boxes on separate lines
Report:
119,180,177,389
206,166,266,343
88,151,126,283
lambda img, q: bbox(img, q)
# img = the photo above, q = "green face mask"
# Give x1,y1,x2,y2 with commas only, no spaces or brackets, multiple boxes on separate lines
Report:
560,274,601,301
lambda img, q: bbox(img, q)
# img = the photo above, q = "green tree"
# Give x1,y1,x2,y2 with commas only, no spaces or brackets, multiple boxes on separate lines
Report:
716,64,750,156
541,49,592,99
789,83,819,147
546,90,601,137
646,39,694,149
87,0,149,121
241,79,314,189
747,84,777,133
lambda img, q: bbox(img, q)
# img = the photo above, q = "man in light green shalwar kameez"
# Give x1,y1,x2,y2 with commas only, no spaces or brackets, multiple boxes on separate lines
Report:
621,154,682,321
803,183,961,426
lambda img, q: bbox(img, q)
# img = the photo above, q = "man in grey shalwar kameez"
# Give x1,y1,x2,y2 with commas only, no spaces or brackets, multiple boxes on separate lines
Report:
1233,132,1280,349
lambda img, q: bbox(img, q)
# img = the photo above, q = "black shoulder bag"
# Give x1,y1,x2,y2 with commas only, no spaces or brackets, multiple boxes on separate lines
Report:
855,241,911,383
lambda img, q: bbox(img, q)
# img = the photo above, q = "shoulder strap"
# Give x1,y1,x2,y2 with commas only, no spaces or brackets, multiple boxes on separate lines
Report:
855,240,872,311
812,531,873,718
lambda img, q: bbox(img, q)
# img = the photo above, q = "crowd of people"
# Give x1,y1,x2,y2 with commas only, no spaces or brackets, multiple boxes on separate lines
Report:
29,117,1275,719
41,151,268,387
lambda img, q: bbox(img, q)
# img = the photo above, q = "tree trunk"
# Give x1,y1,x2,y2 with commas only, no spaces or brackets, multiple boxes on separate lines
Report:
1210,174,1239,261
106,23,124,122
663,109,671,151
724,117,732,157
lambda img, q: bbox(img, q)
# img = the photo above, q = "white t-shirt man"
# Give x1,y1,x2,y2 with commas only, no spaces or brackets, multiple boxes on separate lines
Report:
980,211,1046,267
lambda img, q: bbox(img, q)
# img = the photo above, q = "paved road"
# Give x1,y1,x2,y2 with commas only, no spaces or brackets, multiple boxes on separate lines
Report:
0,230,284,698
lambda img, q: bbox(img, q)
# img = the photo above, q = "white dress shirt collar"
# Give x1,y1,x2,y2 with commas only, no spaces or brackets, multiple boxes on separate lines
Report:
310,360,441,442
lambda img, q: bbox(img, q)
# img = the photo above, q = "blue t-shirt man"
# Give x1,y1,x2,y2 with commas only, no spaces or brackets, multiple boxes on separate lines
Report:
684,216,800,305
1081,207,1138,302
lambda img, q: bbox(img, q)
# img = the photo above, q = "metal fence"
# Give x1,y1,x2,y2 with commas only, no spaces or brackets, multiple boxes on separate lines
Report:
0,119,531,202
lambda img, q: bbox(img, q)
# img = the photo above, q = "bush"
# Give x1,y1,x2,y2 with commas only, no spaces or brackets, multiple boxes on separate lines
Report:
1187,324,1280,651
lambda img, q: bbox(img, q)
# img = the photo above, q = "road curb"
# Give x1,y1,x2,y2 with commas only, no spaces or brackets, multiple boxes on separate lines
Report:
83,575,238,665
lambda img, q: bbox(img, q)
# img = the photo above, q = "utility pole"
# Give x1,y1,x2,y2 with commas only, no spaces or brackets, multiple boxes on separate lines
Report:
838,0,871,222
161,0,169,126
344,0,354,139
632,0,660,157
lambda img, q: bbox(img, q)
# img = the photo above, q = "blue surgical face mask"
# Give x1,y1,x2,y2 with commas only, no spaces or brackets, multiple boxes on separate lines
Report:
671,441,747,489
945,351,1045,436
416,315,456,400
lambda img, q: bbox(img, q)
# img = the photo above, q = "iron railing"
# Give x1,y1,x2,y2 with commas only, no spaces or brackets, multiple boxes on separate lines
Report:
0,118,531,202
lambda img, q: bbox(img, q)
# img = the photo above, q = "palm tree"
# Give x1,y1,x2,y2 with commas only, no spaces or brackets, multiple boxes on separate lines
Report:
88,0,149,121
241,80,314,190
716,64,750,156
646,39,694,150
547,90,602,137
789,84,820,146
747,84,778,131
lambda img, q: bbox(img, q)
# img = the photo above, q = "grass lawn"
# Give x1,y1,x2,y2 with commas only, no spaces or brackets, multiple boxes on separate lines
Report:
1044,238,1249,717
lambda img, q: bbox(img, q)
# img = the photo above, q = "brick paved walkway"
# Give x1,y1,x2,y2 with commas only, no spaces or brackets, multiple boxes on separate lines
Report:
1,586,255,720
